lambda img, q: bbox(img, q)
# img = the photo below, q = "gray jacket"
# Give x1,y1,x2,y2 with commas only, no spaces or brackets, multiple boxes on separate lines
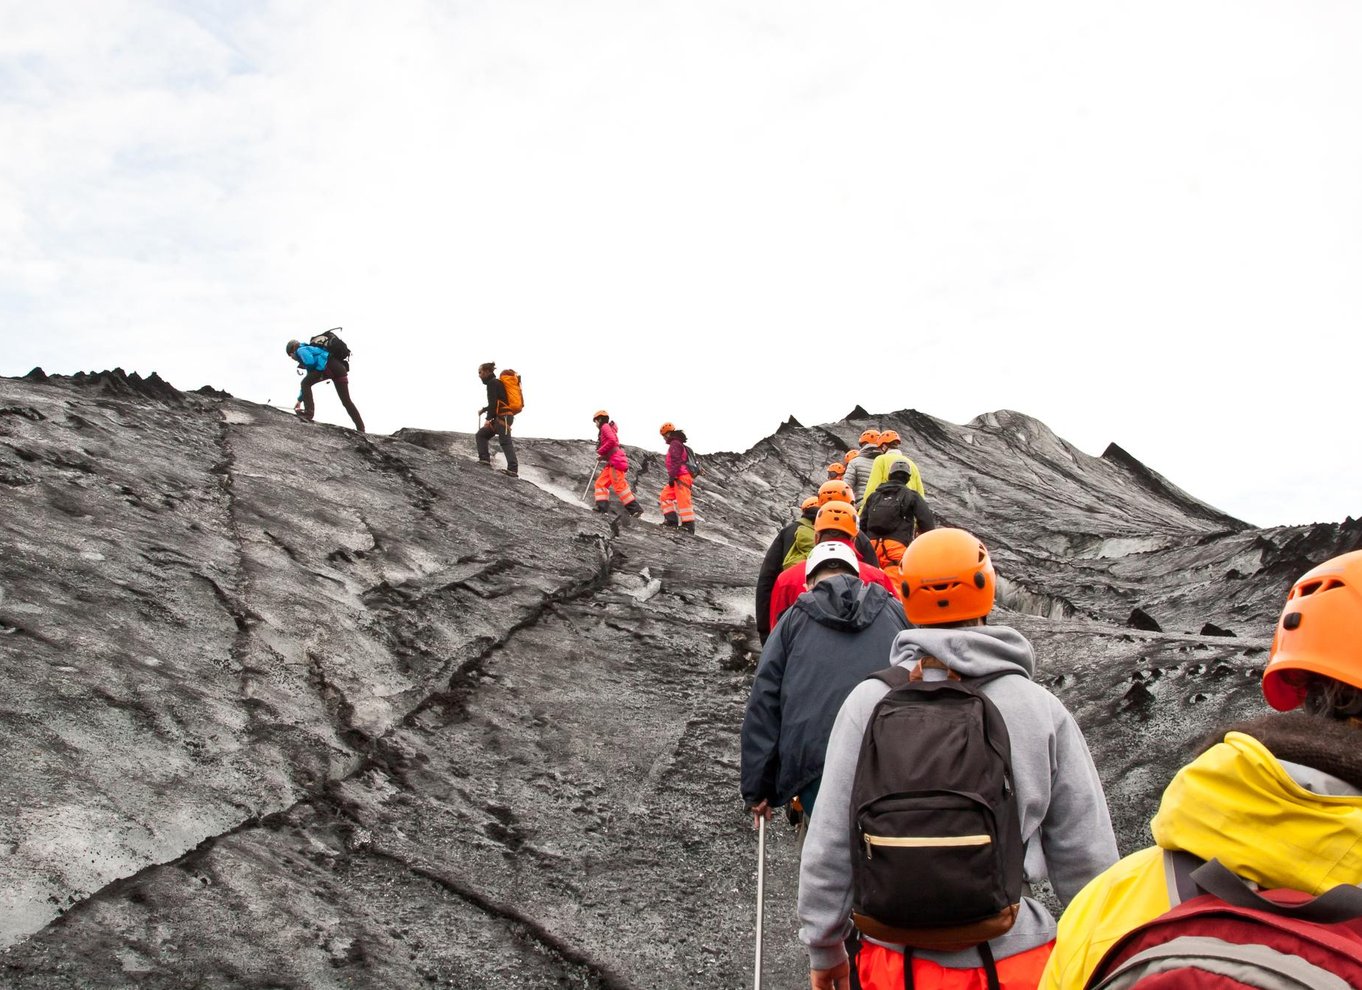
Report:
797,624,1118,972
843,445,879,502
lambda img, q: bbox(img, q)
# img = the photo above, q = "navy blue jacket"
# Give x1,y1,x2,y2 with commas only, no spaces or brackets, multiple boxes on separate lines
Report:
740,574,908,807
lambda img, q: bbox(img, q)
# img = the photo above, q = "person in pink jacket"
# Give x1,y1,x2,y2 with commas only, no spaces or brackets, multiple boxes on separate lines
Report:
592,411,643,517
659,422,697,534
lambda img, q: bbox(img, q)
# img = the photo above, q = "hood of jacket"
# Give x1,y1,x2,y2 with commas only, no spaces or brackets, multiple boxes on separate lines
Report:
793,573,893,632
1152,725,1362,894
887,624,1036,680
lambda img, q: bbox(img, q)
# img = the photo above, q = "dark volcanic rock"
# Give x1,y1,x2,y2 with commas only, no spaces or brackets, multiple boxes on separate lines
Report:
2,377,1358,987
1127,608,1162,632
1201,622,1237,637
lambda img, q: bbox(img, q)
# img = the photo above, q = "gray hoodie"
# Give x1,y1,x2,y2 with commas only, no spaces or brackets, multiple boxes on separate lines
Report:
797,624,1118,972
844,444,880,502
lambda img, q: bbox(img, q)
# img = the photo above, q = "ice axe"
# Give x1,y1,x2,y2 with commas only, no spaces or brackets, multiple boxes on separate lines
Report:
753,815,766,990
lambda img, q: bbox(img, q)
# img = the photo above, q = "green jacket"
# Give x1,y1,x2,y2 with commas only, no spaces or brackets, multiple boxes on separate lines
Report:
781,517,817,569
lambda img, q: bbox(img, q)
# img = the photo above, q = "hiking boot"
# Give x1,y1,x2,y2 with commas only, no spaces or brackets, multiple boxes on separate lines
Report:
478,460,492,468
681,521,696,535
295,410,314,422
624,501,644,518
505,467,518,477
593,502,610,514
661,512,679,528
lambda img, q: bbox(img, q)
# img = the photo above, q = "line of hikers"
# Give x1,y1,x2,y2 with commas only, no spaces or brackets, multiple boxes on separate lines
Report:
281,340,701,530
743,501,1362,988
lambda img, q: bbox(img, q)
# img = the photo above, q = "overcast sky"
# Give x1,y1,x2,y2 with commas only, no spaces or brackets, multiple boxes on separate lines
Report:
2,2,1358,528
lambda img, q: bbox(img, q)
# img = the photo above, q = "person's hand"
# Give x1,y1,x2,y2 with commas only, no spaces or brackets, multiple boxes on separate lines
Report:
484,419,495,429
810,960,851,989
749,800,771,829
477,406,487,416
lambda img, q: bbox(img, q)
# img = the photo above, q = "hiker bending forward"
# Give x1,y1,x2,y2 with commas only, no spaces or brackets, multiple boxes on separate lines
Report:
799,529,1116,990
286,339,364,432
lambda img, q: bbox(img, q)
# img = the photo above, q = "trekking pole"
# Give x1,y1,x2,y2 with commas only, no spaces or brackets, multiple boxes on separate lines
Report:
754,815,766,990
581,460,601,503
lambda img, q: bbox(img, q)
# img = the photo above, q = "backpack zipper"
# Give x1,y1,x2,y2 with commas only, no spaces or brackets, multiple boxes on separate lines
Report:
863,833,992,859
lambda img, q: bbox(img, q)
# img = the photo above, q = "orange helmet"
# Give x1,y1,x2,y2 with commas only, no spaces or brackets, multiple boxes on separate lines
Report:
900,528,996,624
593,410,609,421
826,462,845,478
858,429,881,446
814,501,858,538
659,422,676,436
879,430,900,446
1262,550,1362,712
843,449,858,465
800,495,821,512
818,480,854,505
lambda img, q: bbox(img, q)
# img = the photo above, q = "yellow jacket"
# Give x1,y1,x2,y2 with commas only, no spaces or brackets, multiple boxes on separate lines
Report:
1041,730,1362,990
859,452,925,510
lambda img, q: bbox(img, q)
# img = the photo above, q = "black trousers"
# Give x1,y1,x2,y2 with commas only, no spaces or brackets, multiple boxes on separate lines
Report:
300,357,364,432
475,415,517,469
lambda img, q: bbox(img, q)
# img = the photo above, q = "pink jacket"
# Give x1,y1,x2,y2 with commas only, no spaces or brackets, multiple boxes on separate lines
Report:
596,421,629,471
666,436,691,481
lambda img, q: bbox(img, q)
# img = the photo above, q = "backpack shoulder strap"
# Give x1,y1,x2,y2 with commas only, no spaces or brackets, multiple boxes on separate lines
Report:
867,665,912,690
1163,850,1207,907
1191,858,1362,923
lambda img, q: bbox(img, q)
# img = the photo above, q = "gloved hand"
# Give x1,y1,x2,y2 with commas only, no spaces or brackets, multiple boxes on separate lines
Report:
478,406,488,416
810,960,851,990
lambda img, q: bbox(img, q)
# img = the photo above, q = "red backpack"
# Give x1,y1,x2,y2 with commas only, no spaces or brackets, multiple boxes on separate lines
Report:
1084,856,1362,989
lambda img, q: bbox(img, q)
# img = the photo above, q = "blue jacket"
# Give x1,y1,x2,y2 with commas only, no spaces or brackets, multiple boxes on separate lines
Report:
295,345,330,373
740,574,908,806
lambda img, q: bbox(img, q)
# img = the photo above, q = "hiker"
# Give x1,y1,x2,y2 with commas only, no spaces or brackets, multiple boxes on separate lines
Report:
860,429,925,509
286,337,364,432
799,527,1118,990
591,411,643,517
768,501,898,633
860,456,937,598
742,541,909,831
1040,547,1362,990
658,422,697,533
782,496,822,569
843,429,882,502
476,362,519,476
827,462,846,481
754,483,885,644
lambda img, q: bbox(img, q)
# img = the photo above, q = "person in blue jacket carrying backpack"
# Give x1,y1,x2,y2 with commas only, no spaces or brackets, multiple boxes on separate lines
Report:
285,338,365,433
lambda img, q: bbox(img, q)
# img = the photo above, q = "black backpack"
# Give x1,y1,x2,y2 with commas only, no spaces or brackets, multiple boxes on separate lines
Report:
309,328,350,363
849,666,1024,952
862,487,906,537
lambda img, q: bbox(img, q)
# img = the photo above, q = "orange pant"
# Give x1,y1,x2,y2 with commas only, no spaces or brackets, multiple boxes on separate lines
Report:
594,465,636,505
871,538,908,603
855,941,1053,990
659,473,695,523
